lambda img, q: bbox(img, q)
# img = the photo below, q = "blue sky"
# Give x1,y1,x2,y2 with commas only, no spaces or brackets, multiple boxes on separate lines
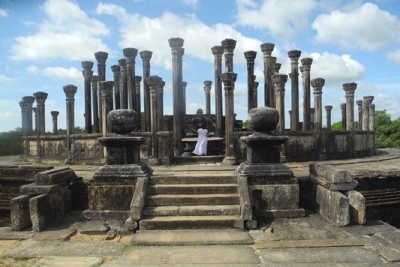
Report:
0,0,399,132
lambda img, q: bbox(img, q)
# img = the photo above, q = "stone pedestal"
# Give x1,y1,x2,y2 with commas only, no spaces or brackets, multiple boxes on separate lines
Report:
236,107,305,219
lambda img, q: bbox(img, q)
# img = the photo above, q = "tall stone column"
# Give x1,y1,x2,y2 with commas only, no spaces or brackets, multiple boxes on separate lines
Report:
288,110,292,130
95,51,108,133
23,97,35,136
211,45,224,137
123,48,138,111
272,74,288,134
356,99,363,130
325,105,333,130
301,57,313,131
310,108,315,130
159,80,165,120
91,75,100,133
204,80,212,114
63,85,77,135
269,57,277,108
146,75,162,163
111,65,121,110
118,58,128,109
340,103,346,131
32,107,38,135
100,81,114,136
254,79,259,108
19,100,26,135
33,92,48,136
272,62,281,74
182,81,187,115
51,111,59,135
139,50,153,132
82,61,93,133
168,38,184,156
221,39,236,72
260,43,275,107
343,82,357,131
179,48,185,133
244,50,257,111
311,78,325,131
362,96,374,131
221,72,238,165
288,50,301,131
134,76,142,131
370,104,375,131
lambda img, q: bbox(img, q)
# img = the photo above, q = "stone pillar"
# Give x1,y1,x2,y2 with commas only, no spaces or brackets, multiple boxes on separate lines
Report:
82,61,93,133
310,108,315,130
51,111,59,135
343,82,357,131
272,62,281,74
254,79,259,108
204,80,212,115
100,81,114,136
182,81,187,115
260,43,275,107
221,72,238,165
221,39,236,72
159,80,165,120
288,110,292,130
340,103,346,131
179,48,185,130
123,48,138,111
63,85,77,135
168,38,184,156
32,107,38,135
362,96,374,131
288,50,301,131
311,78,325,131
33,92,48,136
325,105,333,130
244,50,257,112
301,57,313,131
269,57,277,108
211,45,224,137
118,58,128,109
111,65,121,110
95,51,108,132
369,103,375,131
134,76,142,131
356,100,363,130
139,50,153,132
22,97,34,136
146,75,162,164
19,100,26,135
91,75,100,133
273,74,288,134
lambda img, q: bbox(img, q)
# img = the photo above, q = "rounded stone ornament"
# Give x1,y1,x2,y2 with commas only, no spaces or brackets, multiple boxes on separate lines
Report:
107,109,138,134
248,106,279,132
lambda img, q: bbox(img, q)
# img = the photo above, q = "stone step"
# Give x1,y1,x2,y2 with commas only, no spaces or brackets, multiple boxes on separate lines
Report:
139,215,244,230
147,184,238,195
149,174,237,185
143,205,241,216
146,194,240,206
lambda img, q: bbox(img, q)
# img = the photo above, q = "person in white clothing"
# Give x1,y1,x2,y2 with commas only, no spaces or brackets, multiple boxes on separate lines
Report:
193,127,208,155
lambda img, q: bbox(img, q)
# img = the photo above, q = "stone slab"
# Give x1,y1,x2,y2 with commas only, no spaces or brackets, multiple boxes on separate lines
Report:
35,168,78,185
311,175,357,191
316,185,350,226
10,194,31,231
32,256,102,267
33,227,78,241
131,229,254,245
0,226,35,240
253,237,362,249
82,210,130,220
249,184,300,210
309,163,353,183
21,183,67,195
88,184,134,211
78,220,109,235
346,190,366,224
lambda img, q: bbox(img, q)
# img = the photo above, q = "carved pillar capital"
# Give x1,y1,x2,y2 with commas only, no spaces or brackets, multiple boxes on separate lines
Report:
135,75,142,83
288,50,301,62
211,45,224,57
94,51,108,65
100,81,114,97
221,38,236,52
22,96,35,107
33,91,48,105
146,75,162,92
168,38,184,52
300,57,313,71
123,47,138,59
204,80,212,92
244,50,257,63
260,43,275,56
272,62,281,74
111,65,121,76
139,50,153,63
272,73,288,90
221,72,237,88
325,105,333,113
311,78,325,94
343,82,357,97
63,85,77,99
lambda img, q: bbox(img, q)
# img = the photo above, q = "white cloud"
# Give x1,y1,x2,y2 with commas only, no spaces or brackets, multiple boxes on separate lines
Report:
312,3,400,51
10,0,110,61
0,74,13,84
181,0,198,8
388,49,400,65
27,65,39,74
235,0,317,40
0,9,8,18
42,66,82,84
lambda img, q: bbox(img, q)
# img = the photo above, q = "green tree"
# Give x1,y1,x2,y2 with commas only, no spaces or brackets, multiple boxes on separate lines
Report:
375,110,400,148
0,127,23,156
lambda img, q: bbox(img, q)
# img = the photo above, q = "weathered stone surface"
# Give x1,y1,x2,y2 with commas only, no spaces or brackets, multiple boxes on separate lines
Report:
247,106,279,132
346,190,366,225
21,183,67,195
78,220,109,235
29,194,50,232
107,109,138,134
249,184,299,210
34,168,77,185
93,164,152,183
311,174,358,191
309,163,352,183
316,185,350,227
237,163,294,181
88,184,134,211
82,210,130,220
10,195,31,231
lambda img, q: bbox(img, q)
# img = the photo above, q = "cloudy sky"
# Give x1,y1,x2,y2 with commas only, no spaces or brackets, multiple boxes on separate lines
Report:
0,0,399,133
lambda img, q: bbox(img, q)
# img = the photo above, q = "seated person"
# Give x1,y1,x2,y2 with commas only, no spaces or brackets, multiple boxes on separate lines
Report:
191,108,208,155
192,108,208,132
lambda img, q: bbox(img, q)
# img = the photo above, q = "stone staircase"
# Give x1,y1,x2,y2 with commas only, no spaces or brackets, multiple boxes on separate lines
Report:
139,172,244,230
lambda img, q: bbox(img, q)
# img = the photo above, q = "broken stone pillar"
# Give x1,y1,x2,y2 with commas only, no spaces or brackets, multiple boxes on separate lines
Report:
343,82,357,131
140,50,153,132
325,105,333,130
244,50,257,111
311,78,325,131
100,81,114,136
300,57,313,131
222,38,236,72
182,81,187,115
222,72,238,165
33,92,48,136
111,65,121,110
169,38,184,156
123,48,138,111
204,80,212,115
288,50,301,131
236,106,305,219
32,107,38,135
260,43,275,107
95,51,109,131
212,45,224,137
369,103,375,131
135,76,142,131
272,74,288,134
82,61,93,133
356,99,363,130
253,79,259,109
63,85,77,135
119,58,128,110
362,96,372,131
146,75,162,165
91,75,100,133
19,100,26,135
340,103,346,131
51,111,59,135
